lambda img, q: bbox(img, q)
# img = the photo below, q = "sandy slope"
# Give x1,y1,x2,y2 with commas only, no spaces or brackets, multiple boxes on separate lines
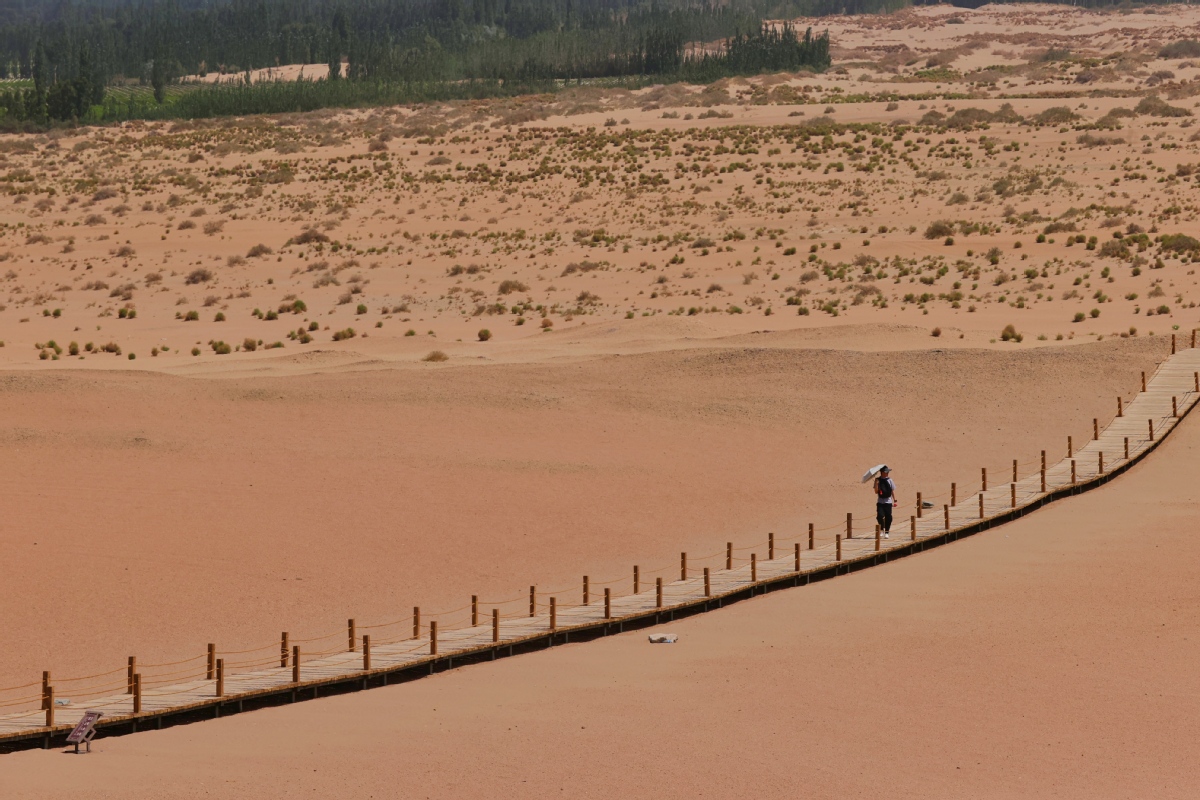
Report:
0,337,1165,690
3,337,1198,799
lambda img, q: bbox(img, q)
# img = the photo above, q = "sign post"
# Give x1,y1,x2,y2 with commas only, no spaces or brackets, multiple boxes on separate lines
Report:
66,711,102,754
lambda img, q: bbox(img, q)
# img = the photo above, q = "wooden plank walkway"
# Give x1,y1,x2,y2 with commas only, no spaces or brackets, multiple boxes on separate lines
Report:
3,344,1199,750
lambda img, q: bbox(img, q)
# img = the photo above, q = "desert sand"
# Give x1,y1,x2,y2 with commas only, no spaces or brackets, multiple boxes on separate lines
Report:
2,3,1200,796
3,344,1198,798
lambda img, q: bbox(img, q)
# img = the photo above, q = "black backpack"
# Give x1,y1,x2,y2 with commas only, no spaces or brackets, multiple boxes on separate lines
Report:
876,477,893,499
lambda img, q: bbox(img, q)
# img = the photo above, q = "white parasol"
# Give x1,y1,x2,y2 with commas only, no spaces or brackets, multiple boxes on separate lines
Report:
861,464,888,483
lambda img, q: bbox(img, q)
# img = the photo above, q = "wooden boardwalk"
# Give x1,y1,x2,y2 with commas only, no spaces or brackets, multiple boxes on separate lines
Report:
3,344,1199,750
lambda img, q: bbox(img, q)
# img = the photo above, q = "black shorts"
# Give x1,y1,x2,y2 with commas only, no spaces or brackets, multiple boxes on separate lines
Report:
876,503,893,530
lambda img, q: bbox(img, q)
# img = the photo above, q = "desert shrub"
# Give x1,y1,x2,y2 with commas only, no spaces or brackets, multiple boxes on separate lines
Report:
227,255,246,267
560,261,602,276
924,220,954,239
243,338,257,352
423,350,449,362
332,327,356,341
185,268,213,284
1160,40,1200,59
1077,133,1124,148
477,328,492,341
1135,96,1191,118
84,214,106,226
1160,233,1200,255
178,219,196,230
289,228,329,246
931,327,941,337
184,310,200,321
247,244,273,258
1000,324,1022,342
210,340,232,354
498,279,528,295
1073,312,1086,322
203,221,226,235
1034,106,1079,125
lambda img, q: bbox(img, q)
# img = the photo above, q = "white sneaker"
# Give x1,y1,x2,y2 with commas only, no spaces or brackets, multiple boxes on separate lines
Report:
883,532,890,539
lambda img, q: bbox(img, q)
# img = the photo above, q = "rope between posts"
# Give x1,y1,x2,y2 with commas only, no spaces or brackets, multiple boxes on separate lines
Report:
0,679,42,694
54,665,127,683
0,693,44,709
141,653,209,669
216,642,278,656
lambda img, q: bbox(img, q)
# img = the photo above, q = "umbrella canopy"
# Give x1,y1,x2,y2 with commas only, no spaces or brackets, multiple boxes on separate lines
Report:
861,464,889,483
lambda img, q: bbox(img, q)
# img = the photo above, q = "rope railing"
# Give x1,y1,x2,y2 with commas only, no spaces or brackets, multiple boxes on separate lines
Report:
5,346,1197,739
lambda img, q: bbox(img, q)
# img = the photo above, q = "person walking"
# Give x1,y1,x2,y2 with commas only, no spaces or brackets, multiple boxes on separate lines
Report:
874,466,897,538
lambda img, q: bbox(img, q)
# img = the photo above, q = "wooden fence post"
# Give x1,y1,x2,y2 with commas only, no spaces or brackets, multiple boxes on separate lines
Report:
808,523,814,550
1173,396,1178,418
979,493,984,519
751,553,757,581
604,588,611,619
292,646,300,683
41,671,50,710
132,675,141,714
681,552,687,580
216,658,224,697
1041,450,1047,492
768,532,775,560
1125,437,1130,459
916,492,923,519
1149,418,1155,441
492,609,499,643
207,643,215,681
704,567,712,596
656,578,663,608
281,632,289,668
582,577,589,606
634,565,640,594
413,607,420,640
944,504,950,531
1099,452,1104,474
45,685,54,727
874,525,880,552
1193,329,1197,349
951,482,957,506
1195,372,1199,393
348,619,356,652
472,595,479,626
1012,459,1018,483
1172,333,1176,354
549,597,556,631
911,515,917,540
846,512,853,539
363,635,371,671
1118,397,1123,417
1071,460,1077,485
1093,418,1099,440
982,467,987,492
529,586,536,617
1011,483,1016,509
726,542,733,570
127,656,136,694
430,621,438,656
1142,371,1147,392
794,542,800,572
1068,436,1073,458
836,534,842,561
